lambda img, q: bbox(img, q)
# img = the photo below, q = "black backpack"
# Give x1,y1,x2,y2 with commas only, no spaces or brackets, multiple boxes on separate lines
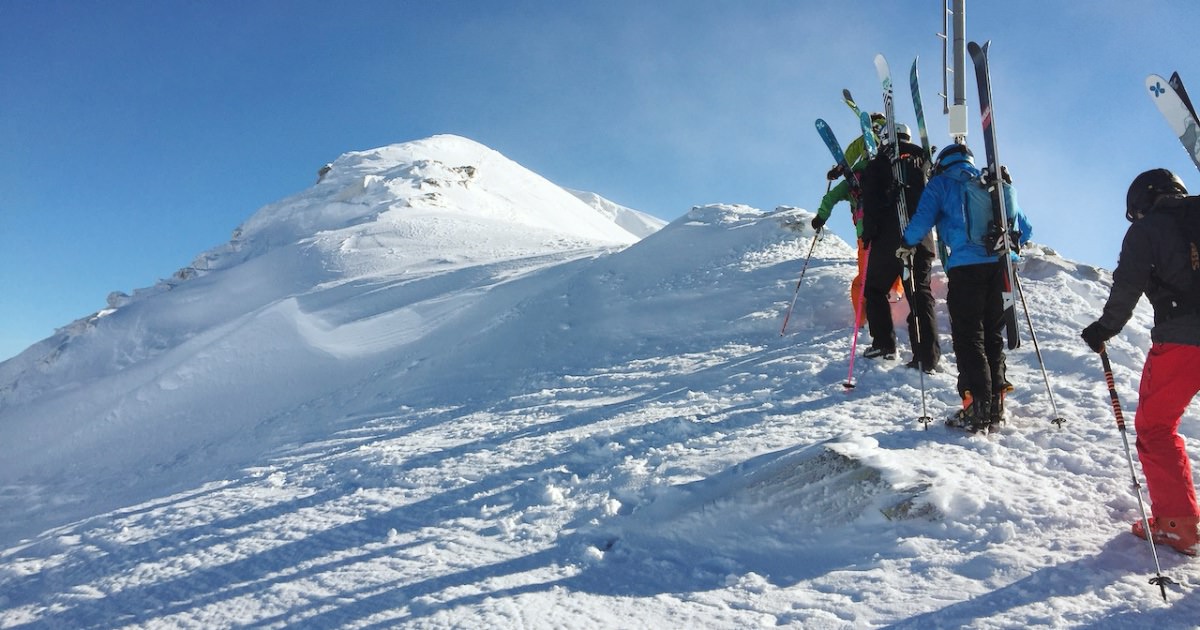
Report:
1152,196,1200,319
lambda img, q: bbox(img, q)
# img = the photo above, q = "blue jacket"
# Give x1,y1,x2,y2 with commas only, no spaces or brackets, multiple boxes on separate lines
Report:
902,162,1032,270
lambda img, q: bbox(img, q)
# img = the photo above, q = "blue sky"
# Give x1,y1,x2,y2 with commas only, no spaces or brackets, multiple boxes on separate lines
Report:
2,0,1197,361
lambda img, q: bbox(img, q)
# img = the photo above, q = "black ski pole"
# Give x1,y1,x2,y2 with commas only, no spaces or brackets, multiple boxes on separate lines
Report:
781,228,823,336
1014,273,1065,427
781,180,833,335
1099,348,1177,601
901,257,932,429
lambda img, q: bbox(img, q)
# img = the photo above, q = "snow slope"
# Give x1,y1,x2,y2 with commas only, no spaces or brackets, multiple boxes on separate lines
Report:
2,137,1199,628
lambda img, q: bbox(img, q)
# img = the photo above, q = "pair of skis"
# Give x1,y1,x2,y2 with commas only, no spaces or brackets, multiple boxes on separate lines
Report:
965,41,1022,352
874,54,933,428
843,57,934,168
1146,71,1200,172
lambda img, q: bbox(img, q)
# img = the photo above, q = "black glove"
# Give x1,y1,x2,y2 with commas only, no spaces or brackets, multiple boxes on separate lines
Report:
811,215,827,230
827,164,844,181
1081,321,1118,353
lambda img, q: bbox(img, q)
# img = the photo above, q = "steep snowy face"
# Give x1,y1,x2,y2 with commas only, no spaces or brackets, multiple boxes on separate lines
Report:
568,189,668,238
0,135,653,413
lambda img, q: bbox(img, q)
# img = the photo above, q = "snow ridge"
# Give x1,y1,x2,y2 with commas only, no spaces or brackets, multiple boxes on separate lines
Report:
2,139,1198,628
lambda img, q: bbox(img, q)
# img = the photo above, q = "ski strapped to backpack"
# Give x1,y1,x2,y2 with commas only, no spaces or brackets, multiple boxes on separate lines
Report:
875,53,932,427
843,88,863,119
873,55,910,234
842,89,878,166
859,111,879,158
968,40,1021,350
909,57,934,170
910,55,949,267
1147,72,1200,172
816,119,858,190
815,118,870,390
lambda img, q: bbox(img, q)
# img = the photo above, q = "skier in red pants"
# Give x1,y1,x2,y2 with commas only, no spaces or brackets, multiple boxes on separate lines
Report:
1082,168,1200,556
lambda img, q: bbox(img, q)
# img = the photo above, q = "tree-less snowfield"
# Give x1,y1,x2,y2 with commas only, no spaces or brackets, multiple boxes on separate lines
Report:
1,136,1196,628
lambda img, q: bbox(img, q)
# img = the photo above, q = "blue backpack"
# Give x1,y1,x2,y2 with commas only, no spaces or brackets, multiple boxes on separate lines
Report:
962,176,1019,252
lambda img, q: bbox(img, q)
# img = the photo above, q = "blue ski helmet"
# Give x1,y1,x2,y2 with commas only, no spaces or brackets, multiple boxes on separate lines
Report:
934,143,973,174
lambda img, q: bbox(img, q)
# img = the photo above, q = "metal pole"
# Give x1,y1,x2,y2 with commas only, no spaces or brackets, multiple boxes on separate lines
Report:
1014,274,1066,427
953,0,966,107
948,0,969,142
940,0,950,114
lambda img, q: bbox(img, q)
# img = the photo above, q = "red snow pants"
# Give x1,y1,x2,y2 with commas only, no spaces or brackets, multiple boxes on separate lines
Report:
1135,342,1200,519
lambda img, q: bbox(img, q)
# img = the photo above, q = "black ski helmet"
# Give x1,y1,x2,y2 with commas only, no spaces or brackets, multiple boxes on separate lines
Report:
1126,168,1188,221
934,143,973,174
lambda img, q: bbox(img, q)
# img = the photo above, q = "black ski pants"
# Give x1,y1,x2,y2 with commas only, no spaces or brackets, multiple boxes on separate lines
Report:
863,237,940,368
946,261,1007,405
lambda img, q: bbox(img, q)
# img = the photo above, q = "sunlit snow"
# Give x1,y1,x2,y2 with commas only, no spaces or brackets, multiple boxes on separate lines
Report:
1,135,1196,628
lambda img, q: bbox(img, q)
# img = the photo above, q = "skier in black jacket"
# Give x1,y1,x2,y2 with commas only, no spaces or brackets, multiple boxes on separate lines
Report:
1082,168,1200,556
859,123,940,372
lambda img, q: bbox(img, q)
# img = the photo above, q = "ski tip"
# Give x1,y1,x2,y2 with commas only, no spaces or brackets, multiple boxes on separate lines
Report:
967,40,989,57
1146,74,1169,97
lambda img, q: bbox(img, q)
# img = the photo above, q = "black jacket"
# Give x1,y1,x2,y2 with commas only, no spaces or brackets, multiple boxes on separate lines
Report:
860,140,930,249
1100,195,1200,346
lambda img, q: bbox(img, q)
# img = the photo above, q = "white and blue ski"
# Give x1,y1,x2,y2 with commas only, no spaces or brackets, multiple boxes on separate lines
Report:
859,111,878,158
1147,73,1200,172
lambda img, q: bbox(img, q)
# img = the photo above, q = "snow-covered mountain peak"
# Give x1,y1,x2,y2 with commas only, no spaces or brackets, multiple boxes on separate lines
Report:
228,134,644,265
0,135,662,413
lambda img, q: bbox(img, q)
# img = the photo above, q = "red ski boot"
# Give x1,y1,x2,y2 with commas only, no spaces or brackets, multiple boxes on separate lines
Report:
1132,516,1200,556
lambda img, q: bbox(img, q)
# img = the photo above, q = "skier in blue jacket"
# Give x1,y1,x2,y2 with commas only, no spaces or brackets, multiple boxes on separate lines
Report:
896,143,1032,431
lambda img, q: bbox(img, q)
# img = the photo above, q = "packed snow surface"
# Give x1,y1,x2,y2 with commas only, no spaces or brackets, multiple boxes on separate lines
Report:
1,135,1198,628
